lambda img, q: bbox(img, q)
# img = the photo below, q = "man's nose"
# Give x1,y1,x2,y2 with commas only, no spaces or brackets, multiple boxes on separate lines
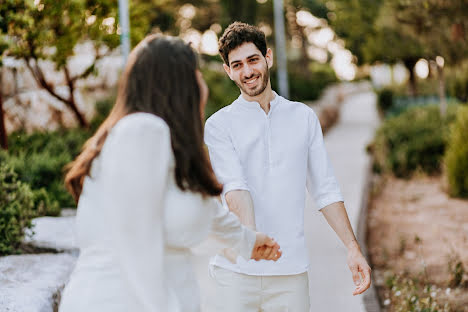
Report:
243,64,254,78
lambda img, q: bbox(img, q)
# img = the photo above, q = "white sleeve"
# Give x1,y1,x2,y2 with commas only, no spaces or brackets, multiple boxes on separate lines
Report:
99,114,175,311
204,116,249,196
208,198,256,261
306,110,344,210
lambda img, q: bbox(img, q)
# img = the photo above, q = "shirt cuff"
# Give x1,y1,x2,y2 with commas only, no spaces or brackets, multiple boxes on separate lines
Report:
222,181,250,196
233,227,256,261
315,193,344,210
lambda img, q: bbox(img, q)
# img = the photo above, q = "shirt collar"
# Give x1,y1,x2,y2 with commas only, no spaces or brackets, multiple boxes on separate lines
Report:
235,91,280,111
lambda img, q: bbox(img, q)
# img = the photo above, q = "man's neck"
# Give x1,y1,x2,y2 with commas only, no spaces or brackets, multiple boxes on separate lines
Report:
241,83,275,114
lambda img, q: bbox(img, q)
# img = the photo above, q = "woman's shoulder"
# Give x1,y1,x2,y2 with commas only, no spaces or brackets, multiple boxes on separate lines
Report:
111,112,170,140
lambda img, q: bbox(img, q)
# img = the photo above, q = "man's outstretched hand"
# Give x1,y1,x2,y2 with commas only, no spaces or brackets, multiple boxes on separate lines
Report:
251,232,282,261
347,241,371,296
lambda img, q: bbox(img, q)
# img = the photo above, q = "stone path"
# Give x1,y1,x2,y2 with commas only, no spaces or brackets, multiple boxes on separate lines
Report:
305,90,379,311
193,86,379,311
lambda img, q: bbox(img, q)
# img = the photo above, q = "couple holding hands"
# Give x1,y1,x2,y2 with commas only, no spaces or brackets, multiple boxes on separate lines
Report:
59,22,371,312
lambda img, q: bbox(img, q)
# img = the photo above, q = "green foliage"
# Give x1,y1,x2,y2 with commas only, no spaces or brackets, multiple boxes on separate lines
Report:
89,97,114,131
219,0,257,28
271,62,337,102
371,105,457,178
202,66,240,120
446,63,468,103
5,127,92,209
1,0,120,66
0,97,115,211
288,63,337,102
384,274,451,312
328,0,384,64
385,0,468,65
0,164,35,256
362,26,423,66
32,188,60,217
444,106,468,198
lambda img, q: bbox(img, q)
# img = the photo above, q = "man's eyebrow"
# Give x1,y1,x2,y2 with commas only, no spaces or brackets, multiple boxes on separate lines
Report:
229,54,261,66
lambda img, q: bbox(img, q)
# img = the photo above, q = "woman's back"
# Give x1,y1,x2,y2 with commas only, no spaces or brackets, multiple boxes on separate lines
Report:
60,113,254,312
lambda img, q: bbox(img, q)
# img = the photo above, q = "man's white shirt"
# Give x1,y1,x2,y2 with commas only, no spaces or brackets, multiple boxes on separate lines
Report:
204,92,343,275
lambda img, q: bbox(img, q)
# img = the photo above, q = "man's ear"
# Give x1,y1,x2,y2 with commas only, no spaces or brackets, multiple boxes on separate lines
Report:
265,48,273,69
223,63,233,80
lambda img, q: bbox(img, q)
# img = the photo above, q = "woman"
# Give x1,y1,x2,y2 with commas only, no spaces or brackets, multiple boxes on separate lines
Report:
59,35,281,312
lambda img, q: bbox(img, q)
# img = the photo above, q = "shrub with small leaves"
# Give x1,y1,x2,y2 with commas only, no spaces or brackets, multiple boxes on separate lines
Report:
0,164,35,256
371,105,457,178
444,105,468,198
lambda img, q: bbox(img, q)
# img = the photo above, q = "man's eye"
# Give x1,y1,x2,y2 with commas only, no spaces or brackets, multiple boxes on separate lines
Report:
249,58,259,62
233,64,240,68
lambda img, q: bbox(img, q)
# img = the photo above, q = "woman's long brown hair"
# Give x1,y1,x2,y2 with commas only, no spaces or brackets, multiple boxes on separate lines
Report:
65,35,223,202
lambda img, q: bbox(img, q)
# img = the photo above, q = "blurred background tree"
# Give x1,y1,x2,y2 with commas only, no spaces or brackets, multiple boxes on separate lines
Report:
1,0,120,127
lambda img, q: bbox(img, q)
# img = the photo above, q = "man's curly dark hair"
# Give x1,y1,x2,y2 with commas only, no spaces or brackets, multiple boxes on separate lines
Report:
218,22,267,66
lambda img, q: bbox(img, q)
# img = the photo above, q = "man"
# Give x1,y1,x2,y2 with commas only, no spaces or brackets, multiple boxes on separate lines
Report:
204,22,371,312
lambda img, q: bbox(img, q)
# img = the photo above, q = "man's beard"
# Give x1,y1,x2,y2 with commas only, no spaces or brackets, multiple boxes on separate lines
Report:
235,64,270,97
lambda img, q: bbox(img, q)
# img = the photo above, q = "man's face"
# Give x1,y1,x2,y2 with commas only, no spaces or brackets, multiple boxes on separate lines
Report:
223,42,273,97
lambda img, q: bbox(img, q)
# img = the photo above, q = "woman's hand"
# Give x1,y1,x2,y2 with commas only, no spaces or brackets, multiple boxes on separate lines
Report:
251,232,282,261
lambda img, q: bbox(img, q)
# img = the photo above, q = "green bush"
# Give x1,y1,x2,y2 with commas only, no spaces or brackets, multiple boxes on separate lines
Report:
2,100,114,211
202,67,240,120
89,97,114,131
0,164,35,256
371,105,457,178
447,63,468,102
444,105,468,198
32,188,61,217
271,62,338,102
4,136,84,210
0,96,114,214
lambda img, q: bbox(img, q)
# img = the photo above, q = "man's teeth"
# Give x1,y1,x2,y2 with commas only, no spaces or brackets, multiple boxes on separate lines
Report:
245,77,258,84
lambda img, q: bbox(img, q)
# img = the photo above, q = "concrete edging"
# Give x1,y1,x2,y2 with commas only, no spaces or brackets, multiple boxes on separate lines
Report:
357,162,382,312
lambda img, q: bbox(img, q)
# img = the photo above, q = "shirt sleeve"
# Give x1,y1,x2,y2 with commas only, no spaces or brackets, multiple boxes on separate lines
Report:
204,116,249,196
207,198,256,261
306,109,344,210
98,114,177,311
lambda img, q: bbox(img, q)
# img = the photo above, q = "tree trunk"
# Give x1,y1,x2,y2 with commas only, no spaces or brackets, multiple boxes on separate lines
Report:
403,59,418,97
0,67,8,150
64,66,88,128
436,62,447,118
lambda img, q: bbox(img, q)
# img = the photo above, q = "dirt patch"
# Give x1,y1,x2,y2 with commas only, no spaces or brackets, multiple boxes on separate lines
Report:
367,175,468,311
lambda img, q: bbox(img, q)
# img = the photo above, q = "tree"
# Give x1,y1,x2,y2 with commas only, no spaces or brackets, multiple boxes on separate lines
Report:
327,0,384,65
1,0,120,128
386,0,468,116
362,26,424,95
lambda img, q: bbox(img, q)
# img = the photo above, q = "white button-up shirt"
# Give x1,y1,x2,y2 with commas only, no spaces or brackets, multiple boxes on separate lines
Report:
204,92,343,275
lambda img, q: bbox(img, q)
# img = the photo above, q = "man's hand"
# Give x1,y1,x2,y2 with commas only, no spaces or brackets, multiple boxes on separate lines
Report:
251,232,282,261
321,202,372,295
347,241,371,296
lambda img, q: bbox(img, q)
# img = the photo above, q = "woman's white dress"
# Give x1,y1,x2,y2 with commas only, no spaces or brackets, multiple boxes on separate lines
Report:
59,113,256,312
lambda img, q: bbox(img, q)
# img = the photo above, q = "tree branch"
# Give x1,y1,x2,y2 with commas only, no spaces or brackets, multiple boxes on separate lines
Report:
23,57,70,104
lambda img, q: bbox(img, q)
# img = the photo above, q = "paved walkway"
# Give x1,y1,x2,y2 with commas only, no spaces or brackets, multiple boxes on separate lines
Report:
305,90,379,311
192,89,379,311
